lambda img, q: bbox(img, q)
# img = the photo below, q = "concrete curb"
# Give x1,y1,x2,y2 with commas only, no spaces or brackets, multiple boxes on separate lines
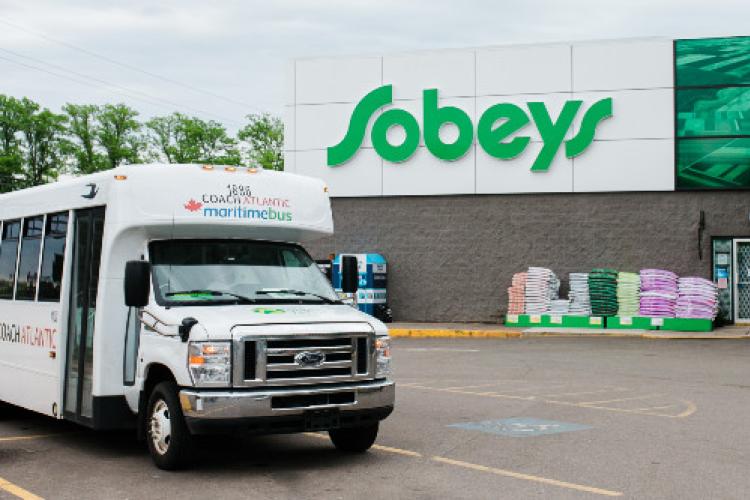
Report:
388,328,522,339
388,327,750,340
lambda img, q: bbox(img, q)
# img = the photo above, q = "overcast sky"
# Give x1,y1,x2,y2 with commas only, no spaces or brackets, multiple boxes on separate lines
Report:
1,0,748,129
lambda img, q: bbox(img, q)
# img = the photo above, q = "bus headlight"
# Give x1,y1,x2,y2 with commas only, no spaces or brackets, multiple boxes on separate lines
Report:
375,337,392,378
188,342,231,386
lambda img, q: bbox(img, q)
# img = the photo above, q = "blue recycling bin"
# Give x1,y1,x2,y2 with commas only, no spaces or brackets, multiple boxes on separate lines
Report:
332,253,390,321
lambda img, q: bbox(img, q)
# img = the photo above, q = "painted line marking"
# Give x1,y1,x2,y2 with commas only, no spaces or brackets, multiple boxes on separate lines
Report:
578,394,663,405
0,433,65,443
0,476,44,500
304,433,622,496
303,432,422,457
431,456,622,497
400,348,481,352
401,385,696,418
541,387,630,398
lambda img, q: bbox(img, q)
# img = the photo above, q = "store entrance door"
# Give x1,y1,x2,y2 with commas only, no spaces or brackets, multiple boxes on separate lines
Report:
733,239,750,324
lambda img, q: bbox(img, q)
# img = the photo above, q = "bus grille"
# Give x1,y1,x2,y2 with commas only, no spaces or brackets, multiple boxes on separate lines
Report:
240,334,371,385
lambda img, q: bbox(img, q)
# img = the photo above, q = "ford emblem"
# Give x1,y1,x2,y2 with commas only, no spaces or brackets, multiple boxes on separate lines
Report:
295,351,325,368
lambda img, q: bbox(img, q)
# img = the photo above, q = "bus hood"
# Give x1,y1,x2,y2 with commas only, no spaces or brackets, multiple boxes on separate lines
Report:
145,303,385,340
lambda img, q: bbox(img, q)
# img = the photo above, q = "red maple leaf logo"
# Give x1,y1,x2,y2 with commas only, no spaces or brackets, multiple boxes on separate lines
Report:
184,199,203,212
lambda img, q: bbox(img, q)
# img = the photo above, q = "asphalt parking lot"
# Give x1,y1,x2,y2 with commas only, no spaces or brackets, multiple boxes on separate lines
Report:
1,337,749,499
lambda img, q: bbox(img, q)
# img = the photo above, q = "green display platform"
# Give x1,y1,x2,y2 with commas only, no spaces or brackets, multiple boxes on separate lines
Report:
661,318,714,332
607,316,660,330
505,314,604,328
505,315,714,332
607,316,713,332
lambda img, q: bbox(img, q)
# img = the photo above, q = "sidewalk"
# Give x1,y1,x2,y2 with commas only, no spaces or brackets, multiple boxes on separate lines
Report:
388,322,750,340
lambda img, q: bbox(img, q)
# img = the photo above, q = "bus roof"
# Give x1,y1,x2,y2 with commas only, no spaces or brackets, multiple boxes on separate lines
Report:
0,164,333,242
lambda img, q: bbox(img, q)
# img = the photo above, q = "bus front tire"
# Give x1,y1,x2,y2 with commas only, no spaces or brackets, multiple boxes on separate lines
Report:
329,423,379,452
146,381,193,470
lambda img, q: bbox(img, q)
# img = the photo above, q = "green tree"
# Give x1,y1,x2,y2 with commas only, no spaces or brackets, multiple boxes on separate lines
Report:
0,95,36,192
21,108,68,187
96,104,142,169
145,113,240,165
237,113,284,171
62,103,107,174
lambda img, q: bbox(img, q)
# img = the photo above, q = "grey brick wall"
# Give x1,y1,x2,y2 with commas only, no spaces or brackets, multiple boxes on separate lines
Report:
306,192,750,323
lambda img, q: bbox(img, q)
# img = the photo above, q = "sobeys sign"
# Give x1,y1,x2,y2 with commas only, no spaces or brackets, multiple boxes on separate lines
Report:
328,85,612,171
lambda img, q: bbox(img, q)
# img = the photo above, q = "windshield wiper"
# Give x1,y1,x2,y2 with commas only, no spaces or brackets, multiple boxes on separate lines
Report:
165,289,258,304
255,289,340,304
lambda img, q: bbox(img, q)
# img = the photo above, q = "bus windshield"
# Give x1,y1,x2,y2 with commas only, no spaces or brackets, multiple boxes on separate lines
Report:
149,240,340,306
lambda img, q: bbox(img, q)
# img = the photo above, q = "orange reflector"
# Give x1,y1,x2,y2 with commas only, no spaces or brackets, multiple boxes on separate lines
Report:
189,356,205,365
248,168,258,174
202,345,221,355
114,175,127,181
225,166,237,172
202,165,214,171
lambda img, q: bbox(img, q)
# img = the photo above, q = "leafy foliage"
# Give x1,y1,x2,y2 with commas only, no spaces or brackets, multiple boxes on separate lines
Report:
238,113,284,171
0,94,284,193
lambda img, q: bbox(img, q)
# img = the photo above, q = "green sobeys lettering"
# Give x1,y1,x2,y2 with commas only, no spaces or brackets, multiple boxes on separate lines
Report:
327,85,612,170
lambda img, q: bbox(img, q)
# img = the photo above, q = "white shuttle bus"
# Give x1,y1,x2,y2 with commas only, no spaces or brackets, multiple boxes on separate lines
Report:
0,164,394,469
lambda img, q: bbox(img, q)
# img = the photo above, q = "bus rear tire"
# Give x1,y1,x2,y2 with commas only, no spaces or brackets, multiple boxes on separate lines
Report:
146,381,193,470
329,423,379,452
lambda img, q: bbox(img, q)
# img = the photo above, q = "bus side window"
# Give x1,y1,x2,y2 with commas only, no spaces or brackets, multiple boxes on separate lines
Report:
38,212,69,302
0,220,21,300
15,216,44,301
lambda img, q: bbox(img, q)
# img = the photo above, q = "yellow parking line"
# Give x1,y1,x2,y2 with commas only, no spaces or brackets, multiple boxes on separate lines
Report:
373,444,423,457
431,456,623,497
304,433,622,496
0,433,62,443
541,387,629,398
402,385,696,418
303,432,422,457
0,476,44,500
578,394,662,405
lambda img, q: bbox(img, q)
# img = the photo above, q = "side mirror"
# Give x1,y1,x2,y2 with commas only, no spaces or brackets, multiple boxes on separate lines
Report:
341,255,359,294
124,260,151,307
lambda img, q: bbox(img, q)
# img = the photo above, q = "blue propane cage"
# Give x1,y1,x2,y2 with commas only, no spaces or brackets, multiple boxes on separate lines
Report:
332,253,390,322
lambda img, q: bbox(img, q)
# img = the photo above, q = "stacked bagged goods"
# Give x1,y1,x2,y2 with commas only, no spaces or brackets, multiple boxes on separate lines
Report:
549,299,570,315
676,277,719,319
588,269,619,316
616,272,641,317
568,273,592,315
639,269,678,317
525,267,558,314
507,272,527,315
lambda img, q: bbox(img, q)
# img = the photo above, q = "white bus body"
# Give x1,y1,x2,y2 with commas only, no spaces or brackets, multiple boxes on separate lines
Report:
0,164,394,469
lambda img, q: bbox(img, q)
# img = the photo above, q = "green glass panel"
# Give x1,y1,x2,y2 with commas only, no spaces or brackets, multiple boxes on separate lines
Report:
676,87,750,137
676,138,750,189
676,37,750,87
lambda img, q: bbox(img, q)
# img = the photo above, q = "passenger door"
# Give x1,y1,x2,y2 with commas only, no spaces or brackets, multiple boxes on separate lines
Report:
64,207,105,423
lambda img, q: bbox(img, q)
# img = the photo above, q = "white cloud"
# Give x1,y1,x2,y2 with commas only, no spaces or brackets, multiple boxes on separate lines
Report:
0,0,748,129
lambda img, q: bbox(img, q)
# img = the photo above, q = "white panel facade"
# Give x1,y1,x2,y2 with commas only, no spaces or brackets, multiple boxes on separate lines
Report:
572,89,674,140
383,49,475,100
383,146,475,196
295,56,382,104
476,93,575,144
288,37,676,196
295,103,376,151
295,149,382,197
573,139,675,192
476,44,572,96
283,105,295,152
572,39,673,91
383,97,476,147
476,143,573,194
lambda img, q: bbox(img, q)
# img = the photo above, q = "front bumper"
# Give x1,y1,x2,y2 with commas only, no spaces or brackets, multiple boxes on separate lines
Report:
179,379,395,434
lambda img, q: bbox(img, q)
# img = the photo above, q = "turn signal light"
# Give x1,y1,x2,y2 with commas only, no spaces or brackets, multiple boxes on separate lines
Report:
114,175,127,181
